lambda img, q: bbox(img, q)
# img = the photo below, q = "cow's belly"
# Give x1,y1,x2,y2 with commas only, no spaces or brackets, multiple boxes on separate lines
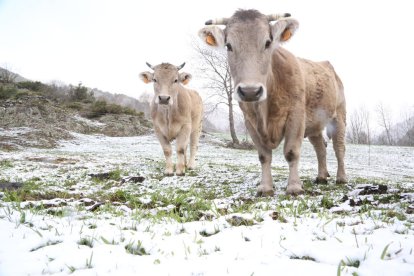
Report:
304,107,336,137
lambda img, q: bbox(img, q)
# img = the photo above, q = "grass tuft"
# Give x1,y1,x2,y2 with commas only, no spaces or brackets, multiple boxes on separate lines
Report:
226,215,255,226
125,240,148,255
78,237,94,248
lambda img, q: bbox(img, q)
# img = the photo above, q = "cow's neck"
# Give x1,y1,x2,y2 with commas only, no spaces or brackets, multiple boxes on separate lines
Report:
240,63,285,148
249,69,276,139
252,100,269,140
157,96,179,128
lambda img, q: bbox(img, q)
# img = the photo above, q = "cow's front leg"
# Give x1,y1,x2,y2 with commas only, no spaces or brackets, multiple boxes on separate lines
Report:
244,120,275,197
284,146,303,195
283,118,305,195
156,132,174,176
256,148,274,197
163,146,174,176
175,125,191,176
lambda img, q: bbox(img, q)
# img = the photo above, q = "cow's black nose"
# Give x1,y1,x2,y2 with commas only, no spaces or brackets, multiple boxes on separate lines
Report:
237,86,263,102
158,96,171,105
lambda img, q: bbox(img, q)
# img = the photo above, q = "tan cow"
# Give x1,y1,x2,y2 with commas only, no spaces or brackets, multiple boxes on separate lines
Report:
139,62,203,176
199,9,346,196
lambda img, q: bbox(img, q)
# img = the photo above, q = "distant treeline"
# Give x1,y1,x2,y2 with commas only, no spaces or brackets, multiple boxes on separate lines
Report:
346,105,414,147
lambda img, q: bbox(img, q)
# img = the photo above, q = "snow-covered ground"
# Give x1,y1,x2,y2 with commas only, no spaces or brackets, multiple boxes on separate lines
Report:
0,133,413,276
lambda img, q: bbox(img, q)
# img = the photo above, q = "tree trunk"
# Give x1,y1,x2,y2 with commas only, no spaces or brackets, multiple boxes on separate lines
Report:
228,97,239,145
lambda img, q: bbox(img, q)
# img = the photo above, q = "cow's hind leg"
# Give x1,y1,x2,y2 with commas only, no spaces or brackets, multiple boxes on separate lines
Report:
187,127,201,170
330,112,347,184
308,134,330,184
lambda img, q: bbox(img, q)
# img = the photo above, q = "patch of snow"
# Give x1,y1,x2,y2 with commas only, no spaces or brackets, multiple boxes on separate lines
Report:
73,115,106,127
0,127,34,136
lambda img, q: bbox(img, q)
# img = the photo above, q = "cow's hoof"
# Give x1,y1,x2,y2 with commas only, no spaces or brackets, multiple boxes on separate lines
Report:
164,172,174,177
315,177,328,184
256,190,274,197
286,186,304,196
176,172,185,176
336,178,347,184
187,162,196,170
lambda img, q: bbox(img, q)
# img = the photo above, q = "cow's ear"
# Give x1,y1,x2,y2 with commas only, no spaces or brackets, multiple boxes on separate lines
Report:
198,26,225,48
139,71,153,84
271,18,299,43
179,72,192,85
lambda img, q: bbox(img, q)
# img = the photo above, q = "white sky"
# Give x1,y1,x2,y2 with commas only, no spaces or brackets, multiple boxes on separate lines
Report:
1,0,413,121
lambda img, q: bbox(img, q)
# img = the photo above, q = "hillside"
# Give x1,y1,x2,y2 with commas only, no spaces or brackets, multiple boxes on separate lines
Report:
0,68,153,149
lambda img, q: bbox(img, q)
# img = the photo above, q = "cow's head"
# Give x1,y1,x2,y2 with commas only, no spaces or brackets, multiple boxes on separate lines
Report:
139,62,191,106
198,9,298,103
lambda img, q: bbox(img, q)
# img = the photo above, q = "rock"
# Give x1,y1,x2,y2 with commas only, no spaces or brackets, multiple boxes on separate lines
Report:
355,184,387,195
0,182,24,190
407,205,414,214
270,211,280,220
88,172,111,180
121,176,145,184
87,202,104,212
79,198,96,207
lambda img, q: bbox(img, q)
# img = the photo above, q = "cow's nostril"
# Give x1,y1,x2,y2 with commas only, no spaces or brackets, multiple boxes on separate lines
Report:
237,86,245,97
256,87,263,97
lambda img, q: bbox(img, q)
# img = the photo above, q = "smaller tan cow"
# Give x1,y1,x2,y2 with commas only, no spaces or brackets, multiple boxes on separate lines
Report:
139,62,203,176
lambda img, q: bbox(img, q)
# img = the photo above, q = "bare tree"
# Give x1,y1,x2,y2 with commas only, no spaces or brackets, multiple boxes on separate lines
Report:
398,108,414,146
347,106,371,145
376,102,394,145
360,106,372,165
348,109,364,144
192,40,240,145
0,64,18,84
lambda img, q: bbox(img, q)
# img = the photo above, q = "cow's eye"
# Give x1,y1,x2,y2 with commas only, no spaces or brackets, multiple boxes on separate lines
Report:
265,40,272,49
174,79,178,83
225,43,233,52
153,78,157,83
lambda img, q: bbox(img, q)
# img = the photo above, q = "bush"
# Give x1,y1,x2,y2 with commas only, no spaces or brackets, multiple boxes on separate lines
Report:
16,81,45,92
106,103,123,114
68,83,94,102
84,100,140,118
123,107,139,116
85,100,107,118
0,85,18,99
14,90,31,98
66,102,83,110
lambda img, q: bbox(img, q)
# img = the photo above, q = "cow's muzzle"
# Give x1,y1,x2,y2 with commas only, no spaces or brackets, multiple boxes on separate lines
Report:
158,96,171,105
236,85,264,102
